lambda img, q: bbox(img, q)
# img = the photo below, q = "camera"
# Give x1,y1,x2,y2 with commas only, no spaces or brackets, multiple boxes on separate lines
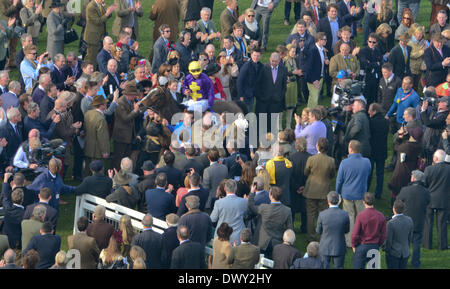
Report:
33,140,66,167
334,80,365,109
422,90,439,110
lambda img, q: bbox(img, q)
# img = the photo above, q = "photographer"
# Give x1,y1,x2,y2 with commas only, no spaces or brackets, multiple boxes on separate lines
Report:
420,97,449,164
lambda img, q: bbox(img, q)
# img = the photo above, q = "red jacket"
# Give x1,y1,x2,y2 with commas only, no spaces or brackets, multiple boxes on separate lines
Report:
212,77,226,100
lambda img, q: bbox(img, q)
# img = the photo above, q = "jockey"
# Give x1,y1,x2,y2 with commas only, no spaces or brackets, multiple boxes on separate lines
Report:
182,61,215,110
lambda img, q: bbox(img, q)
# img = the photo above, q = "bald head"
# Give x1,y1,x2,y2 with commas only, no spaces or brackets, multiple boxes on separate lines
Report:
103,36,114,52
28,128,40,139
270,52,281,68
54,97,66,112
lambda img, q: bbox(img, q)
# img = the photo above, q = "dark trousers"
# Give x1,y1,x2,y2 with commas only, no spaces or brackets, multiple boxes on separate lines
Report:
72,137,84,179
386,254,409,269
306,198,328,242
297,75,309,103
284,1,301,21
113,141,132,171
368,158,385,198
363,79,379,106
353,244,379,269
423,207,448,250
411,231,423,268
322,255,345,269
261,241,273,260
255,101,282,135
0,58,6,70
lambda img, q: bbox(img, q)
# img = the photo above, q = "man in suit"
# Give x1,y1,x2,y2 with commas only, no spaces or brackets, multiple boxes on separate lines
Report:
4,172,36,209
303,138,336,241
68,216,100,269
220,0,239,40
150,0,179,44
285,19,315,53
2,175,24,249
111,82,140,170
223,143,248,179
367,103,389,199
424,34,450,87
51,54,75,91
1,81,20,111
103,59,123,95
22,221,60,269
0,70,9,96
86,205,114,251
232,22,252,59
175,31,194,75
84,0,117,67
336,140,372,248
156,151,183,191
96,36,114,74
177,173,209,216
170,225,206,269
359,33,383,106
397,170,431,268
388,33,412,80
317,4,344,98
0,107,22,173
31,74,51,105
251,0,281,51
248,186,293,259
46,1,68,59
211,179,248,245
304,32,328,108
152,24,171,74
62,51,83,81
178,195,213,248
272,229,302,269
220,35,244,69
83,95,110,177
132,213,163,269
178,146,205,176
384,200,414,269
202,148,228,212
75,160,112,199
21,205,45,250
112,0,143,40
145,173,176,220
255,52,287,131
237,48,263,112
423,149,450,251
228,228,260,269
38,83,57,122
23,187,58,232
160,214,179,269
316,191,350,269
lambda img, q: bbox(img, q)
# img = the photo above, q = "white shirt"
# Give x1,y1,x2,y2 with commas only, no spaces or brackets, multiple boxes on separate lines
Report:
258,0,272,8
316,43,325,77
13,145,31,169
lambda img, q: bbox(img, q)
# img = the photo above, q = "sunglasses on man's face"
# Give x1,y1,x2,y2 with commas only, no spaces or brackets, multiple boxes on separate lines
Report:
403,17,411,20
191,69,201,73
248,14,255,17
368,40,377,44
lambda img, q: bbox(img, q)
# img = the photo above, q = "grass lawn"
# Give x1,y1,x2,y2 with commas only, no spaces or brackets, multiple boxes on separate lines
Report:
6,0,449,269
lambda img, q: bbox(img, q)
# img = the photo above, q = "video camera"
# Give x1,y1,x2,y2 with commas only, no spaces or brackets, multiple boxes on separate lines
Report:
33,139,66,167
334,80,365,109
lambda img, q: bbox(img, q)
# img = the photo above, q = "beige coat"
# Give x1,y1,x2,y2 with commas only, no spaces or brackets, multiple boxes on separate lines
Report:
68,232,100,269
329,53,360,87
20,7,42,39
211,237,232,269
304,153,336,200
408,38,428,75
112,0,144,38
149,0,180,44
84,109,110,159
21,218,43,251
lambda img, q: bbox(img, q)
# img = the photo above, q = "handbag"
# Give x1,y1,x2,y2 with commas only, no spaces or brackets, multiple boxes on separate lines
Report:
64,28,79,44
13,25,26,37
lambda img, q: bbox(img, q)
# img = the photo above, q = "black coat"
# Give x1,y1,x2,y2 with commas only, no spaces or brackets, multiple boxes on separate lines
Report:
424,44,449,87
178,210,213,248
23,234,61,269
50,66,69,91
103,71,122,95
177,187,209,216
74,173,113,199
170,240,206,269
317,16,345,58
388,45,412,79
179,158,205,177
23,202,59,232
369,112,389,161
255,63,288,112
359,46,382,85
39,95,55,121
62,61,83,80
272,243,302,269
290,257,329,269
424,162,450,209
1,188,24,249
337,0,364,36
378,74,402,112
289,151,311,213
161,226,179,268
397,181,431,233
0,122,23,169
155,165,183,190
131,229,163,269
2,182,37,210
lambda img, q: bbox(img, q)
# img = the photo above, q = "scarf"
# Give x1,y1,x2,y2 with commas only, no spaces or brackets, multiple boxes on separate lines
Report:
245,18,258,33
265,156,292,185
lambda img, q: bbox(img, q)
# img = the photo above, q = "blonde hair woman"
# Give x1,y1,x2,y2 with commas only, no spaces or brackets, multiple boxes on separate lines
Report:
376,23,394,57
118,215,135,260
256,168,271,191
407,25,429,91
98,236,127,269
284,44,301,129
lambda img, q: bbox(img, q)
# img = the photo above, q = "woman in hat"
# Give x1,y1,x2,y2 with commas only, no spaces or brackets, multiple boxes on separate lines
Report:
388,126,423,202
216,52,239,101
20,0,43,45
46,0,69,59
106,170,140,210
206,62,226,101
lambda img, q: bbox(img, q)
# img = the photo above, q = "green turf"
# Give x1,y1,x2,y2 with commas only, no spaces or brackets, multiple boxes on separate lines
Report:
7,0,448,269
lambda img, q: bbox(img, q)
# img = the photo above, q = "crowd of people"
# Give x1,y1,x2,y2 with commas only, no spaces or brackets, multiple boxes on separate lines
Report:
0,0,448,270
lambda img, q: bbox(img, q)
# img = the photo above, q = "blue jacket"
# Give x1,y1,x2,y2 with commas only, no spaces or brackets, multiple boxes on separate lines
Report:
23,116,57,140
237,60,263,102
386,88,420,124
97,48,112,74
336,153,371,200
27,169,74,212
145,187,177,220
